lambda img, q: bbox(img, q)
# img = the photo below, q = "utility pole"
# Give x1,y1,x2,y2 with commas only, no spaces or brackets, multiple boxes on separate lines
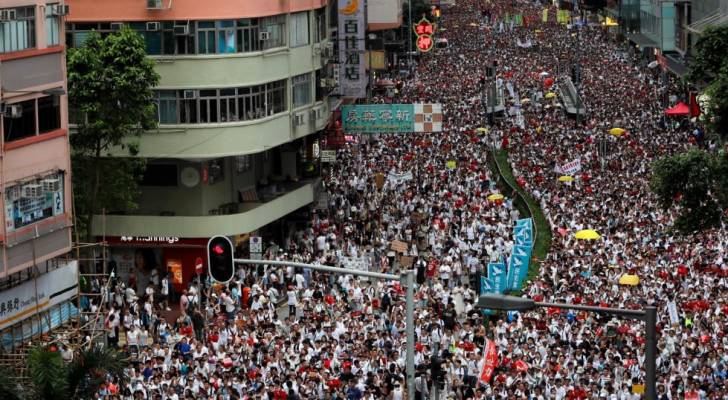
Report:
408,0,413,72
235,258,417,400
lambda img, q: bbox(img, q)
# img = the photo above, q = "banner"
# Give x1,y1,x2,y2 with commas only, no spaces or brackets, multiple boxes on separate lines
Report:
557,158,582,175
338,0,366,98
513,245,532,285
542,8,548,22
387,170,414,185
514,219,533,247
488,262,507,293
479,338,499,383
480,276,496,315
341,104,443,133
0,261,78,330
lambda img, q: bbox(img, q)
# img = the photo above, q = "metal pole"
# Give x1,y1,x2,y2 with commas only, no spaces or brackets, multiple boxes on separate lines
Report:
235,258,399,281
534,301,646,318
403,269,415,400
645,306,657,400
408,0,413,71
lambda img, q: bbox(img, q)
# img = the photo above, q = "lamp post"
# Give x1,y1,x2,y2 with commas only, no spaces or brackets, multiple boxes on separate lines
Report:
477,294,657,399
236,258,417,400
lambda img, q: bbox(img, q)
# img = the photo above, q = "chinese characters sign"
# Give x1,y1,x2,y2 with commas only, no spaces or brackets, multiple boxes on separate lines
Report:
338,0,366,98
414,17,434,52
341,104,443,133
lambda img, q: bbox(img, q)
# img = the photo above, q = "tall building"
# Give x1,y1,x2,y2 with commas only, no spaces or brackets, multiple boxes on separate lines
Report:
0,0,77,350
65,0,334,290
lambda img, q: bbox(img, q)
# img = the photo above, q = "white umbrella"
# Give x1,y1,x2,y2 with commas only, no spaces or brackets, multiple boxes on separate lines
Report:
539,71,550,77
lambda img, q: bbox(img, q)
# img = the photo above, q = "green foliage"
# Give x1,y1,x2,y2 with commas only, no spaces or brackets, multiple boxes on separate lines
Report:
27,346,68,400
67,27,159,241
651,149,728,233
688,25,728,137
67,347,129,399
0,365,23,400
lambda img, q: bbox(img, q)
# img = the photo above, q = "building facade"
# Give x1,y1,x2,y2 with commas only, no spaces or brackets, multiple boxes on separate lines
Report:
65,0,334,288
0,0,76,350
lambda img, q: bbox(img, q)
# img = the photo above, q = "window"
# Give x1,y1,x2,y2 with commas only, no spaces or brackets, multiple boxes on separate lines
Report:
3,99,36,142
290,12,309,47
292,73,312,108
155,80,288,125
157,90,178,124
315,8,327,43
45,4,60,46
37,96,61,134
261,15,286,49
235,155,252,173
141,164,178,187
0,6,36,53
315,69,325,102
216,20,236,53
236,19,260,52
4,171,65,232
197,21,215,54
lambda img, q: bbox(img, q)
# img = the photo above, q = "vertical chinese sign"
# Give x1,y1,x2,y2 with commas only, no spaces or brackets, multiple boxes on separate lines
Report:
338,0,366,98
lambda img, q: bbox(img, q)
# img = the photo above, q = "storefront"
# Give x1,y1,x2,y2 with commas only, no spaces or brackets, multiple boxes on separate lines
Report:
105,236,209,294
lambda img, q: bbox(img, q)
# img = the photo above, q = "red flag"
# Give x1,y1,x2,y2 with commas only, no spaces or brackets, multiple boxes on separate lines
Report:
479,339,499,383
690,93,701,117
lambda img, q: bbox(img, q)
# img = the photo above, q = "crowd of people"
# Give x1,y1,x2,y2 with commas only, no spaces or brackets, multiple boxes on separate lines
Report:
78,0,727,398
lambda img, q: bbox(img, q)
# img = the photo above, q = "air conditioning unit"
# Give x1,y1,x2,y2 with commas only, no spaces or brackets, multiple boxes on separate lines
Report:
22,184,43,199
110,22,124,31
52,4,70,16
259,31,271,41
173,22,189,35
310,108,325,121
322,42,334,58
146,22,161,31
42,178,61,193
293,113,305,126
0,9,16,22
5,104,22,119
147,0,164,9
183,90,198,99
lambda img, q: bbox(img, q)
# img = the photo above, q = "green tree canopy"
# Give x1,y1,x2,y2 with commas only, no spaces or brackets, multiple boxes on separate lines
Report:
687,25,728,137
651,148,728,233
67,27,159,241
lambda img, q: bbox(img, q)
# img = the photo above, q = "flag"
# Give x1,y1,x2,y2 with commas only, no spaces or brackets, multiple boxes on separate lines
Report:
542,8,548,22
479,339,499,383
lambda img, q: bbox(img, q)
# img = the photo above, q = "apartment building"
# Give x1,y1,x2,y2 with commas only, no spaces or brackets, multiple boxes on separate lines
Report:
0,0,77,350
65,0,334,289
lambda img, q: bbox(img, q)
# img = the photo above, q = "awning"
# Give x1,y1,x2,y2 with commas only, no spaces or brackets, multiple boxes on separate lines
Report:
625,32,657,48
687,12,728,34
665,102,690,116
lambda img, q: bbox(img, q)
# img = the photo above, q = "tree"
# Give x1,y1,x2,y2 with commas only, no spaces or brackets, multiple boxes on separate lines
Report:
651,148,728,233
687,25,728,137
67,27,160,241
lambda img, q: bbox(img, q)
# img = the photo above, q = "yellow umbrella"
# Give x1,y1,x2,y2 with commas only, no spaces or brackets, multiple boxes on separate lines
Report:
558,175,574,182
609,127,626,136
521,98,531,103
619,274,640,286
487,193,504,201
545,92,557,99
446,160,457,170
574,229,601,240
476,127,489,133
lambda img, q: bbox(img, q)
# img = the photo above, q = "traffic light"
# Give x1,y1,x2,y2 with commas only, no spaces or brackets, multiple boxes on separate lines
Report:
207,235,234,283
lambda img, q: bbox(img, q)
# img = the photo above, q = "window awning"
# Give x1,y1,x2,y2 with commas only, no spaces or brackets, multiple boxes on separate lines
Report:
686,12,728,34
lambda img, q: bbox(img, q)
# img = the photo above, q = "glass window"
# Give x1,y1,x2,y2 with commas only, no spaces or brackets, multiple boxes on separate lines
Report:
219,88,237,122
236,18,259,52
0,6,36,53
3,98,37,142
315,8,327,43
144,31,162,55
45,4,60,46
216,20,236,53
37,95,60,134
292,73,312,108
157,91,178,124
197,22,215,54
290,12,309,47
266,80,286,115
261,15,286,49
198,89,218,123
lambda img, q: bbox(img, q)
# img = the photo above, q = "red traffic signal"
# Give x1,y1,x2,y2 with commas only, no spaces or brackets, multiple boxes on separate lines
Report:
207,236,234,283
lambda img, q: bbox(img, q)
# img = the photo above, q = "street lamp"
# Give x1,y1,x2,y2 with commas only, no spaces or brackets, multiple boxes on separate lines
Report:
478,294,657,399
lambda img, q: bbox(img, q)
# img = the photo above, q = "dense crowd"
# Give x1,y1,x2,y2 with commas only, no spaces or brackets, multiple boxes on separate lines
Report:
78,0,727,399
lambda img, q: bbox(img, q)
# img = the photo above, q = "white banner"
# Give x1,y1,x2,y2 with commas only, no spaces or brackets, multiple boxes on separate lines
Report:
338,0,366,98
387,171,413,185
0,260,78,330
558,159,582,175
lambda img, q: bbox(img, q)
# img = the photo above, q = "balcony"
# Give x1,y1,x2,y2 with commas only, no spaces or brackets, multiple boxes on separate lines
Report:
91,179,319,238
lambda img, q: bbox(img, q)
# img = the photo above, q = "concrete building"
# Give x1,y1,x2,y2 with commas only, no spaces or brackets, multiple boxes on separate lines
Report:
0,0,77,350
65,0,334,289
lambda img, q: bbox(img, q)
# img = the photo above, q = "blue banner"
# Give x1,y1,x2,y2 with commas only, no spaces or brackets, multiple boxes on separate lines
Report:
480,276,496,315
513,244,532,285
488,262,507,293
514,220,533,246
